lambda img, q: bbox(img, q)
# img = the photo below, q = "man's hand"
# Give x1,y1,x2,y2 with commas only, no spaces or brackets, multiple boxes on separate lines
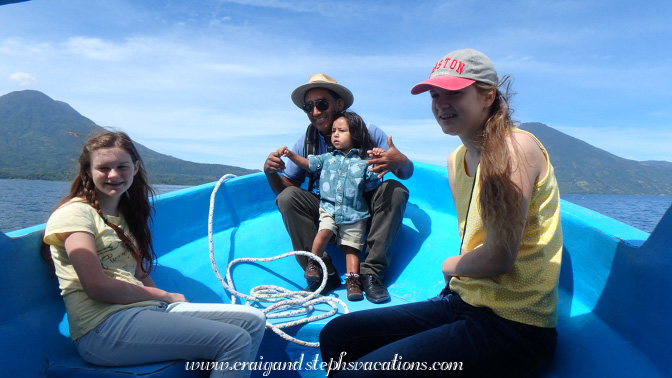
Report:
366,136,412,179
263,147,303,195
264,149,286,174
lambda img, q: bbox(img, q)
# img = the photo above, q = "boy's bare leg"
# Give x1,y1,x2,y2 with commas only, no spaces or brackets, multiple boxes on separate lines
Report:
305,229,334,282
312,229,333,258
343,246,363,301
343,246,360,274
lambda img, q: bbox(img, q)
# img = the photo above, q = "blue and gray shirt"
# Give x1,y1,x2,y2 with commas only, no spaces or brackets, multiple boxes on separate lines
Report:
283,123,389,190
308,149,380,225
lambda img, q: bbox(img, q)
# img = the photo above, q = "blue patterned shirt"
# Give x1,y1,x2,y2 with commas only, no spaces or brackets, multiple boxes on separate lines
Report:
283,123,389,191
308,149,380,225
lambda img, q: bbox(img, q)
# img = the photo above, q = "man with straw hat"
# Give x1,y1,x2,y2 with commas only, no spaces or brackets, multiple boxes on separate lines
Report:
263,73,414,303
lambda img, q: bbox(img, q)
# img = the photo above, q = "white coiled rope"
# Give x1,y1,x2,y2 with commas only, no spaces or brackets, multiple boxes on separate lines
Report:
208,174,349,347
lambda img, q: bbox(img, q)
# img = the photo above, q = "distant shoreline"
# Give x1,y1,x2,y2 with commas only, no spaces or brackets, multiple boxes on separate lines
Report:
0,179,191,233
2,178,670,234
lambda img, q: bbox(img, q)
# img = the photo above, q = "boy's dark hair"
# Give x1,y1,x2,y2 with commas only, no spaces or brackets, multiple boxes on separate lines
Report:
339,110,375,159
304,110,376,192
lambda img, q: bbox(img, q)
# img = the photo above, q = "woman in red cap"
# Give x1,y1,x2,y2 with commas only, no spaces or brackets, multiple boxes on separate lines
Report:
319,49,562,377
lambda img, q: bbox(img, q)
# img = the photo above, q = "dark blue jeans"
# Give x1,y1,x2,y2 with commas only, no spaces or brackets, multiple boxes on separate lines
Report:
319,292,556,377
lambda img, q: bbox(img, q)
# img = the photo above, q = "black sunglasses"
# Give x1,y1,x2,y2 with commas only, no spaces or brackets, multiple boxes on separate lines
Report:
302,99,331,114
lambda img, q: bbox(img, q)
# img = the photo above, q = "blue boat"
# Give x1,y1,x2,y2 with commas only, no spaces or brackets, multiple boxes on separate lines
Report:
1,163,670,377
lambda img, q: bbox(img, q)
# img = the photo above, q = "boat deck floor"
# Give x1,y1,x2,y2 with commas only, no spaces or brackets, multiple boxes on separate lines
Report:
156,207,660,377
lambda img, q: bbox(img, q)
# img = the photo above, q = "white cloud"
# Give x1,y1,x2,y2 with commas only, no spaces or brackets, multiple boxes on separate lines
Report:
218,0,374,16
64,37,129,61
0,37,50,56
0,0,670,171
8,72,36,85
200,63,257,74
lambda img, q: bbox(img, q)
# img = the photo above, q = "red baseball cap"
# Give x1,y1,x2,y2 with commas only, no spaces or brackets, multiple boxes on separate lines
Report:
411,49,498,94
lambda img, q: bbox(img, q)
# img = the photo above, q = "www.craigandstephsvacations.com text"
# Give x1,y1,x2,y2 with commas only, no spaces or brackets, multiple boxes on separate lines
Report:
185,352,463,376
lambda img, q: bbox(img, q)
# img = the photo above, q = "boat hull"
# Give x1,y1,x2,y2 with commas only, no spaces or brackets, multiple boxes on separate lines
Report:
1,162,670,377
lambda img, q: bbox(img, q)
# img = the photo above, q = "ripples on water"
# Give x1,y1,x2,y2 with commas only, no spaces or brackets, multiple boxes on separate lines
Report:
0,179,189,233
1,179,670,234
561,194,671,234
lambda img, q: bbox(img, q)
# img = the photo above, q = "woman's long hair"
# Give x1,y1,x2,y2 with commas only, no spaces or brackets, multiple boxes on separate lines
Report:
474,76,524,254
41,131,156,275
339,110,375,159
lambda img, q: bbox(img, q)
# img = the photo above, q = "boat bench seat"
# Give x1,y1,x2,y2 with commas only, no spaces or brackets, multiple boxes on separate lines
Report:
0,231,208,378
45,358,202,378
24,273,664,378
546,291,661,377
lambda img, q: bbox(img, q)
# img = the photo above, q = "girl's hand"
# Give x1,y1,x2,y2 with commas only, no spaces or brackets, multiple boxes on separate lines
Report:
276,146,290,157
137,274,187,303
366,136,411,179
368,147,386,157
164,292,187,303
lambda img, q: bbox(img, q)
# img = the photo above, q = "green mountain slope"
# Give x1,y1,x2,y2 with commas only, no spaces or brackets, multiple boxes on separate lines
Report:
0,90,258,185
1,90,670,193
520,122,672,195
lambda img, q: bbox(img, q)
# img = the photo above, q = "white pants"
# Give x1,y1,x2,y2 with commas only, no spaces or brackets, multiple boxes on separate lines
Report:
75,302,266,378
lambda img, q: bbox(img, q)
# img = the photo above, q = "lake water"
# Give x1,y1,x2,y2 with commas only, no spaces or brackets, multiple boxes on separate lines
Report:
561,194,671,234
0,179,189,233
1,179,670,234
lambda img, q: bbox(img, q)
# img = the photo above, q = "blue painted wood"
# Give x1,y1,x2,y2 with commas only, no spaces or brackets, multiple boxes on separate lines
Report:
1,162,669,377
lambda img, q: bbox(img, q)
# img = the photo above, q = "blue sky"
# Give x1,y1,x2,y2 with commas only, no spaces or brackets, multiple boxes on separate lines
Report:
1,0,671,170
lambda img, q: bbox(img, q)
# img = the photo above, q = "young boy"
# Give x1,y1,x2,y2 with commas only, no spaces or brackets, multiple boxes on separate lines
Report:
278,111,382,300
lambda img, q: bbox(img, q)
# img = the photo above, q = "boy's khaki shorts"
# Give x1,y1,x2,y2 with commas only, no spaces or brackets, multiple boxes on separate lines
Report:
318,207,367,251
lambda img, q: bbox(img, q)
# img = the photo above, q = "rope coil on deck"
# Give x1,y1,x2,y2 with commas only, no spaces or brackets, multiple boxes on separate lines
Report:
208,174,349,348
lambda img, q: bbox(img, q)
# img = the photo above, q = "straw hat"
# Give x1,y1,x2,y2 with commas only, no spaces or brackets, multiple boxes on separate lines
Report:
291,73,354,110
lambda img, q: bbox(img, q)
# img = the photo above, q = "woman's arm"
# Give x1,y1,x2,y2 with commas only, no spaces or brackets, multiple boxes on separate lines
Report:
446,150,458,208
442,133,546,279
63,231,185,304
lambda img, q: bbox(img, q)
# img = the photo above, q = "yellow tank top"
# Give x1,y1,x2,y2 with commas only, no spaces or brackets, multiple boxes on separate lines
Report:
449,129,562,328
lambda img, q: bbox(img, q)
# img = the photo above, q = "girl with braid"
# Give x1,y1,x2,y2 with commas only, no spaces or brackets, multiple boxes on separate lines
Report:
320,49,562,377
42,131,265,378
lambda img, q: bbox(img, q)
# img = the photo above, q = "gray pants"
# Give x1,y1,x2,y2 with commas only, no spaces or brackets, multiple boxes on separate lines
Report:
276,180,408,278
75,302,266,378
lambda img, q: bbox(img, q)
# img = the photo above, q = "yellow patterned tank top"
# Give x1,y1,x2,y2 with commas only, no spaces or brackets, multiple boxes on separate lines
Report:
449,129,562,328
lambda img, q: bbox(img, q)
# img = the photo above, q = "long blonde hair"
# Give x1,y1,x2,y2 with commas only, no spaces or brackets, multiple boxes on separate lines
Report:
474,76,524,254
